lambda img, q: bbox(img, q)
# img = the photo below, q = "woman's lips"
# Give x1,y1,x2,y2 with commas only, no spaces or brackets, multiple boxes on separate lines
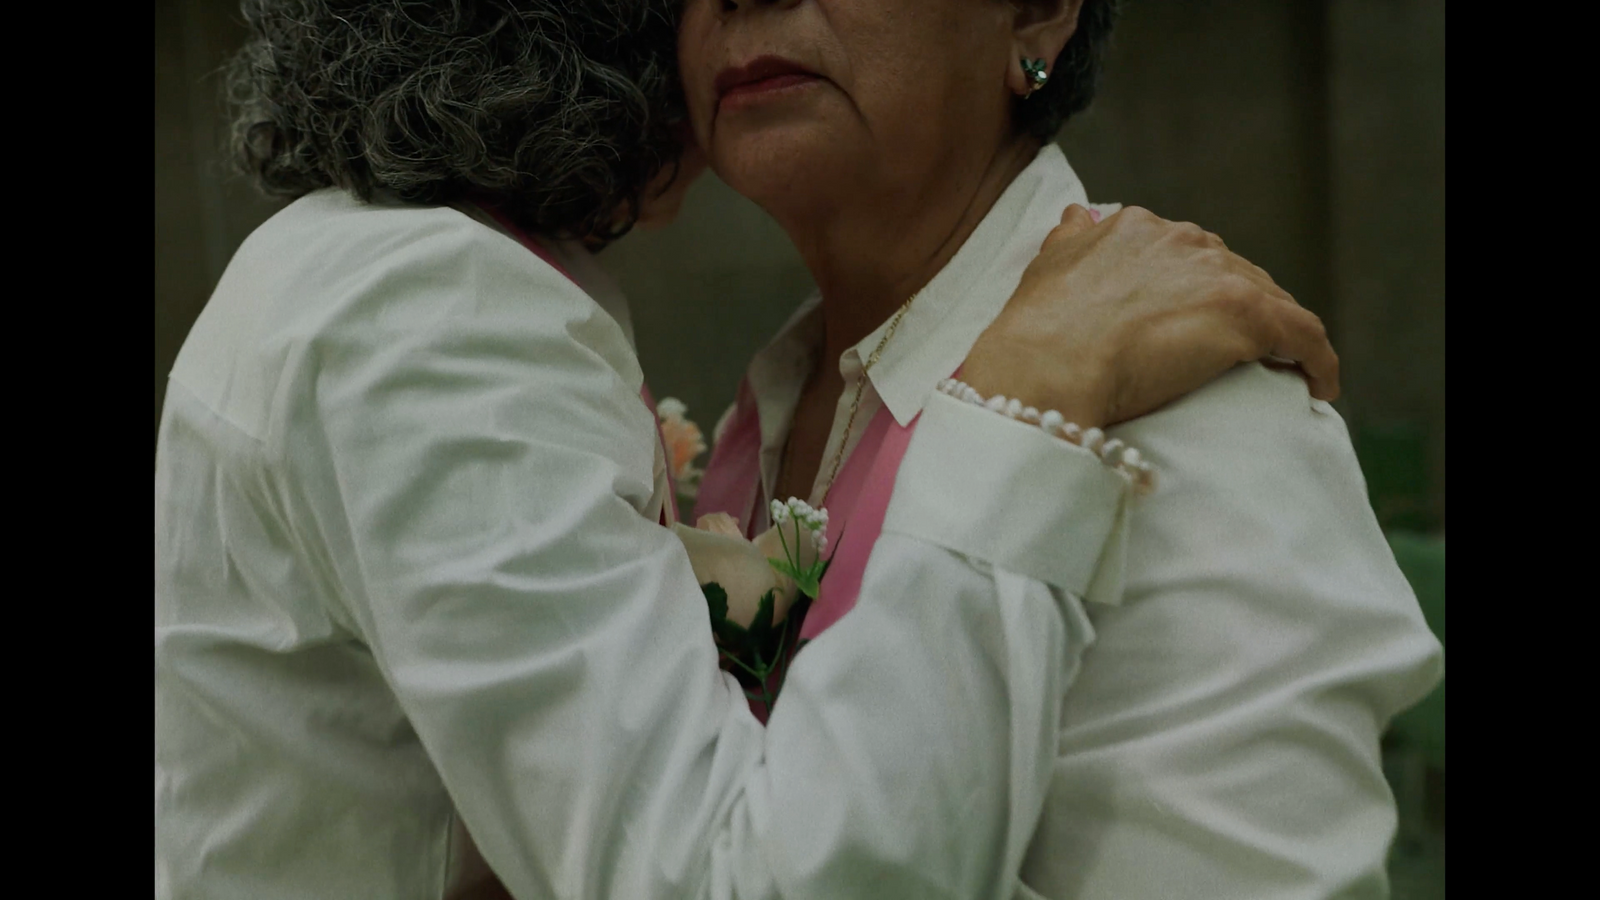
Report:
715,58,822,112
719,73,820,110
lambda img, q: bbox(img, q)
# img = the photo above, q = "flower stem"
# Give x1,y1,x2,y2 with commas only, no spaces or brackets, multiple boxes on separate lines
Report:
776,518,796,572
721,649,770,682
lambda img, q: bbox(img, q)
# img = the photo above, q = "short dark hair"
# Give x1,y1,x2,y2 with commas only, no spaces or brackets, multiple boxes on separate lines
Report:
1015,0,1123,141
224,0,685,243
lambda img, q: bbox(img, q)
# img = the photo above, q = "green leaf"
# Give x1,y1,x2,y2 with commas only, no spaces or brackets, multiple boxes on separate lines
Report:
747,589,776,650
715,615,749,652
702,582,729,630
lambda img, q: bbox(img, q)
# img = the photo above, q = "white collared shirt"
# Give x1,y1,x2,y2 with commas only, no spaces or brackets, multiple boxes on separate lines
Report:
726,144,1444,899
155,188,1137,898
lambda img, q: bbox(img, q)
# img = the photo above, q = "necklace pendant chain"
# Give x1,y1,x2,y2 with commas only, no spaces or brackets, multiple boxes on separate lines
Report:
817,294,916,504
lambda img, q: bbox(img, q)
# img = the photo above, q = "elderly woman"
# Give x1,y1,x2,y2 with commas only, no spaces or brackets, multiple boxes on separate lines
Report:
682,1,1443,898
155,1,1341,898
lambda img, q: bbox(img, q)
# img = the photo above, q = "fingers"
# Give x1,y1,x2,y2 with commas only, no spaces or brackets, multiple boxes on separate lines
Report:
1229,255,1298,307
1218,276,1339,401
1046,203,1097,243
1267,303,1341,401
1163,216,1287,306
1214,250,1296,308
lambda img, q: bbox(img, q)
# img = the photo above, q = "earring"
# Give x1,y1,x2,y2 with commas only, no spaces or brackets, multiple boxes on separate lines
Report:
1021,57,1049,96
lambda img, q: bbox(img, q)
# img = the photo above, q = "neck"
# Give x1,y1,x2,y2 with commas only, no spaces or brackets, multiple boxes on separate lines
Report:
780,135,1043,367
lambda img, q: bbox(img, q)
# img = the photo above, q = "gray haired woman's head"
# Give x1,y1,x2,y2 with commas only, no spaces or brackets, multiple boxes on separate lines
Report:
226,0,686,243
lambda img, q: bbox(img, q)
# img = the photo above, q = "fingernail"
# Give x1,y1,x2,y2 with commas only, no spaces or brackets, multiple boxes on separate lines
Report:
1089,208,1102,223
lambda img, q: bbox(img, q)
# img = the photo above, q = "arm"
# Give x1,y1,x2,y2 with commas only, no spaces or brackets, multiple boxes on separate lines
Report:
286,224,1129,899
1021,364,1443,899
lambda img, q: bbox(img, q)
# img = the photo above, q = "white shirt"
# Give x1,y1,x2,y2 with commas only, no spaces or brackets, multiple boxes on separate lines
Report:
727,144,1445,899
154,189,1138,899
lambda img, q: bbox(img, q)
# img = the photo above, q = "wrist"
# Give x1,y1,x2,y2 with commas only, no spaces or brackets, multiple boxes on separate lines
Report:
960,359,1107,431
963,320,1111,428
934,378,1156,493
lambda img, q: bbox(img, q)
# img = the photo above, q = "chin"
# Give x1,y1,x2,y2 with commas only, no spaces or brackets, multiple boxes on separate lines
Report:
710,121,855,217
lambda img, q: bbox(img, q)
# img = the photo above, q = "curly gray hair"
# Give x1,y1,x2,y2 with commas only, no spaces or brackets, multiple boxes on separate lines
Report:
224,0,685,243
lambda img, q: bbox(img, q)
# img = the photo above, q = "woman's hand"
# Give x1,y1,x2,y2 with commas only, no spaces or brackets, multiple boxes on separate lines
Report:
962,205,1339,429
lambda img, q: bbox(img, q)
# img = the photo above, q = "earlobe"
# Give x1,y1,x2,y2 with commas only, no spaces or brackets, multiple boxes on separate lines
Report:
1008,0,1082,95
1008,54,1050,97
1021,57,1050,96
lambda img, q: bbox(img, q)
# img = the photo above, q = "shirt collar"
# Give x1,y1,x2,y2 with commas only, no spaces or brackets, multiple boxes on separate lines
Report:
747,293,824,464
738,144,1105,462
862,144,1096,426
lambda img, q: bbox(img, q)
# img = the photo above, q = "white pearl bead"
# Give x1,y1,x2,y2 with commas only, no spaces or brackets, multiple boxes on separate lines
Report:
1100,438,1125,465
1121,447,1142,469
1040,410,1064,434
1005,398,1024,418
1082,427,1105,454
985,394,1008,413
1021,406,1041,424
1060,422,1082,443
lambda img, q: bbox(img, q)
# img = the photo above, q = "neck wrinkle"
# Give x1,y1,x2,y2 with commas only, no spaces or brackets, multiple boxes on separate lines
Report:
777,134,1044,370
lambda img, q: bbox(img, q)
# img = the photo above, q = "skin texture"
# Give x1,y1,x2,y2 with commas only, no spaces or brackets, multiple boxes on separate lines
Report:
968,204,1339,427
677,0,1334,498
679,0,1083,357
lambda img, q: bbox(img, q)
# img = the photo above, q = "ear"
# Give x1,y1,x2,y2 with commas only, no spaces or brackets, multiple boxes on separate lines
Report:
1005,0,1085,97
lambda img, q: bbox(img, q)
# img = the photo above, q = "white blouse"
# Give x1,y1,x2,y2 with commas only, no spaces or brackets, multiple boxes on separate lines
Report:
724,144,1444,899
154,189,1136,899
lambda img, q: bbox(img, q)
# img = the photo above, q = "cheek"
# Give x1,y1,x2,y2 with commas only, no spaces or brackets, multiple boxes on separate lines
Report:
831,7,1009,139
675,11,717,137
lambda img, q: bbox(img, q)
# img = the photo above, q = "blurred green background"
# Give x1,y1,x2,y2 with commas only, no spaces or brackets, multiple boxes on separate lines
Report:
156,0,1443,894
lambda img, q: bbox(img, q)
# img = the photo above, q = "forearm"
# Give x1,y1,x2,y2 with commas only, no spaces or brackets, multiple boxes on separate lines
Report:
339,393,1122,899
296,233,1133,896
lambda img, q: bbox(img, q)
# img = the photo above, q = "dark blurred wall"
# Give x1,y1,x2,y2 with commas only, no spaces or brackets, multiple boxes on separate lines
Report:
154,0,283,444
154,0,1444,528
1327,0,1445,531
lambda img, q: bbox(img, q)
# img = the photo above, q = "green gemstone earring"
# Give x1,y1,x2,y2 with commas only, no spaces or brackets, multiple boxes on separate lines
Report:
1021,57,1049,96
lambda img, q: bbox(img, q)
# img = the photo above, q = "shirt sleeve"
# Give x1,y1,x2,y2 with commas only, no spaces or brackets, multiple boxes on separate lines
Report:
1018,364,1444,900
283,224,1134,900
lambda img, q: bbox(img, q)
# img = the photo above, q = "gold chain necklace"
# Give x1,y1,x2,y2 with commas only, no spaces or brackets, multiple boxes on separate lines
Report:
815,294,917,505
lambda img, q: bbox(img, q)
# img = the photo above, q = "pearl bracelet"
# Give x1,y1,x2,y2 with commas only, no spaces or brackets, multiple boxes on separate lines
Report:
936,378,1157,494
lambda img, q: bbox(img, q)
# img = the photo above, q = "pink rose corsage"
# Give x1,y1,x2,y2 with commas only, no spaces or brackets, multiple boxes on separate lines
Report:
671,498,834,711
